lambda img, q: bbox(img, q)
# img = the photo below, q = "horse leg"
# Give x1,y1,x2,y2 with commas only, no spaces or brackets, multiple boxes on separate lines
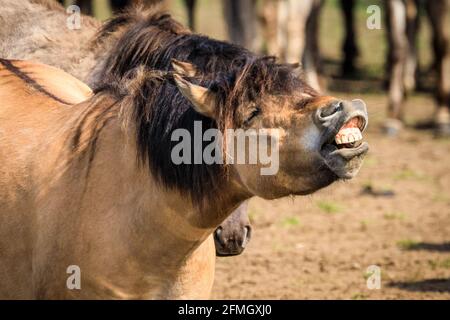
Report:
403,0,420,93
260,0,279,56
222,0,260,52
426,0,450,137
110,0,131,12
183,0,197,31
384,0,408,135
340,0,359,77
303,0,323,91
75,0,93,15
284,0,309,63
274,0,289,60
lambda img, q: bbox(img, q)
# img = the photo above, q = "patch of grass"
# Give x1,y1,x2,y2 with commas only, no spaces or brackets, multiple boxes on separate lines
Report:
383,212,406,221
281,216,300,228
363,267,382,281
432,193,450,204
351,293,368,300
271,242,284,253
442,259,450,269
430,258,450,270
360,219,370,232
436,137,450,144
363,155,379,167
362,180,374,188
428,260,438,270
363,271,372,280
379,185,395,194
397,239,420,250
393,169,427,181
317,200,342,214
247,209,260,222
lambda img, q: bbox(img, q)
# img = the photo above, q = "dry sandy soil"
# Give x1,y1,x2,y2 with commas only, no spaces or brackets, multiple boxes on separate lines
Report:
211,93,450,299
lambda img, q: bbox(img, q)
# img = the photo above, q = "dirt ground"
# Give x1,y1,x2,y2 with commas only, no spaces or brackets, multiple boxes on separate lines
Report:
211,93,450,299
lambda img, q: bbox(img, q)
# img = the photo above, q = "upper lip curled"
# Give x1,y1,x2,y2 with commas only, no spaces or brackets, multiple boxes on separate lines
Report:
322,112,368,147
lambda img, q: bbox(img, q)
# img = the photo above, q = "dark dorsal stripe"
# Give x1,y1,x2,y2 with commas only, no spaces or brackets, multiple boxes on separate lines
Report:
0,58,71,105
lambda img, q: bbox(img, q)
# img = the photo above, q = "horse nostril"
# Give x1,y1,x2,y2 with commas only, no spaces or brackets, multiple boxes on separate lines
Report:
320,101,343,119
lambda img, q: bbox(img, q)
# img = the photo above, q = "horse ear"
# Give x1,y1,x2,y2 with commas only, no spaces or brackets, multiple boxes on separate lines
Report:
173,74,216,118
288,62,302,76
171,59,198,77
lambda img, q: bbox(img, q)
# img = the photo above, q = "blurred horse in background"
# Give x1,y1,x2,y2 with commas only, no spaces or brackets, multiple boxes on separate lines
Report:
65,0,325,91
384,0,450,137
58,0,450,138
222,0,324,91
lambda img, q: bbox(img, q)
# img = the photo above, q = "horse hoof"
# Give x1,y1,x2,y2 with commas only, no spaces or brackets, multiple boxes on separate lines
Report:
382,118,403,137
434,123,450,138
434,107,450,138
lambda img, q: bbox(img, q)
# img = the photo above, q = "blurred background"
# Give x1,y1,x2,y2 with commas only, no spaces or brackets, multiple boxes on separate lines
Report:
64,0,450,299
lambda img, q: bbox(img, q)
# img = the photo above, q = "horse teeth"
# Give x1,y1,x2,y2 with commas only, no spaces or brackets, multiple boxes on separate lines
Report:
335,128,363,145
341,135,349,143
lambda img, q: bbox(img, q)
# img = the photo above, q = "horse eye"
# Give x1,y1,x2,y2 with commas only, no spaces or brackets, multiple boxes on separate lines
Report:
245,107,261,125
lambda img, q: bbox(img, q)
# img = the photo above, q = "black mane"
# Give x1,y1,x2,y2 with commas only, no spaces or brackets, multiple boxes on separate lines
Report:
90,6,317,204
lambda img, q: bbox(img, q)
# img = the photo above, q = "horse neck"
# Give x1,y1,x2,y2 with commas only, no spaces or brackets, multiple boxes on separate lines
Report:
129,167,250,259
63,94,247,268
123,175,248,298
31,93,250,297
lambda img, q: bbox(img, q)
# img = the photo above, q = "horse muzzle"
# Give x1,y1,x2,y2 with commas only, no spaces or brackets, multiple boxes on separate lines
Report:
318,99,369,179
214,225,252,257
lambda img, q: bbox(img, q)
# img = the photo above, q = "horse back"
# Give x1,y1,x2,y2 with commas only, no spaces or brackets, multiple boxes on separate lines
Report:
0,59,92,106
0,58,92,156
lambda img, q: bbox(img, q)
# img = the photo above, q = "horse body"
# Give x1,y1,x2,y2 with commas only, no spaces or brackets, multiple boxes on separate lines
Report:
0,59,217,299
